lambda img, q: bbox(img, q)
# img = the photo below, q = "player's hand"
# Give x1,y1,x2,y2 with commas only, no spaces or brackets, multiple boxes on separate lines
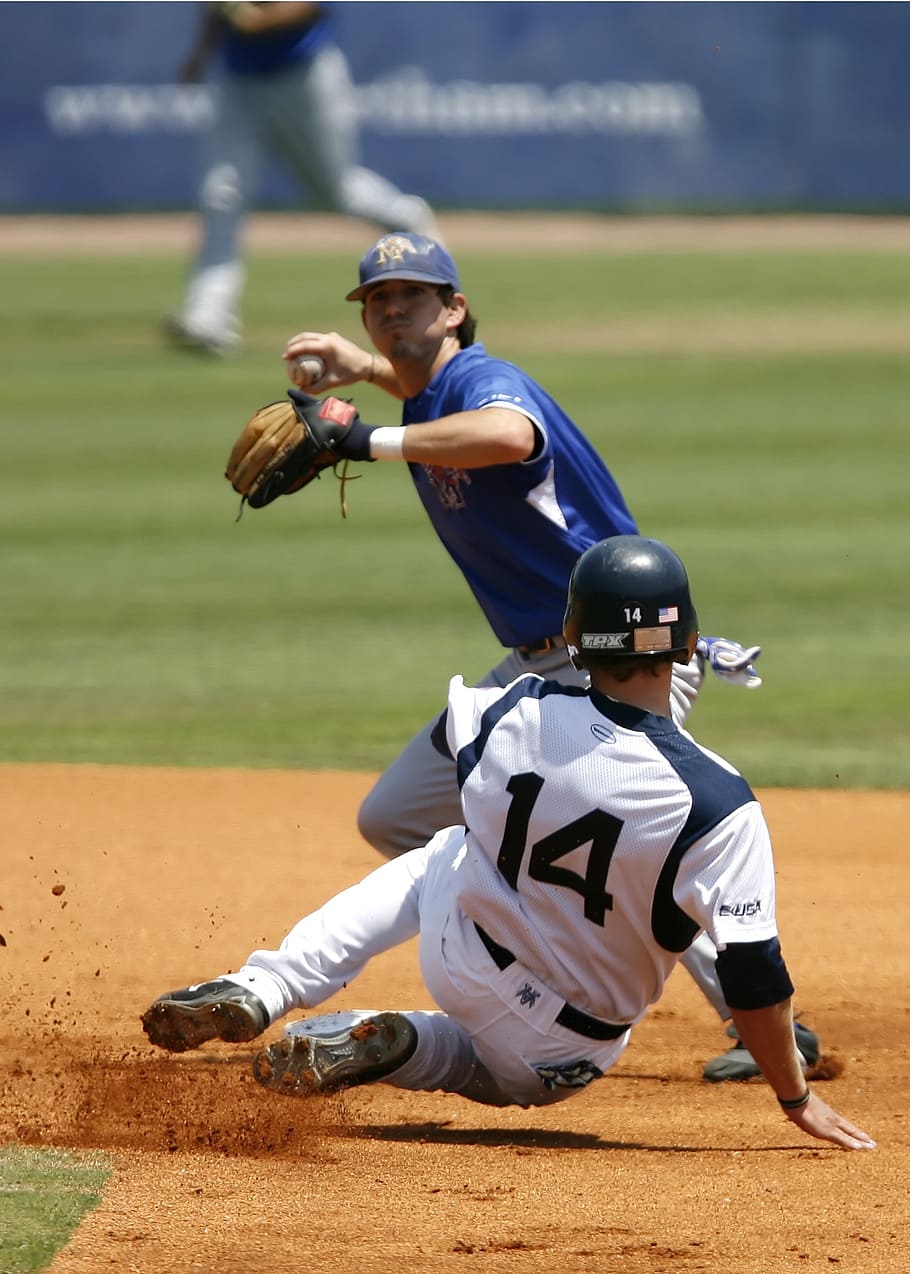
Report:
283,331,376,392
696,635,762,689
784,1091,876,1151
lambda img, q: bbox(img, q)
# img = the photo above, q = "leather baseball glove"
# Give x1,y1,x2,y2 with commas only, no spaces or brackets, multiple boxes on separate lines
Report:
226,389,371,515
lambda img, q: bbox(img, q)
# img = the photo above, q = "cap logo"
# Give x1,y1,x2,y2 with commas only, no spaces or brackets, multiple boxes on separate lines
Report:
373,234,422,267
347,233,459,301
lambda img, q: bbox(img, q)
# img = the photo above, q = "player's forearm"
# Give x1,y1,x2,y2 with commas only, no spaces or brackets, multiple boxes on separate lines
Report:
400,409,536,467
728,1000,808,1103
364,353,406,401
312,404,536,467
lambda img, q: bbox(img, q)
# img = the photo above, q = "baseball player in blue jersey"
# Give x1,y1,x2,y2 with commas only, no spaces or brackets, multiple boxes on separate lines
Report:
165,3,438,355
277,231,818,1084
142,536,874,1152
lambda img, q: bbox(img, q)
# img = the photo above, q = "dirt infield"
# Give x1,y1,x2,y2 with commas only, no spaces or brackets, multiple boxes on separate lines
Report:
1,765,905,1273
3,210,910,254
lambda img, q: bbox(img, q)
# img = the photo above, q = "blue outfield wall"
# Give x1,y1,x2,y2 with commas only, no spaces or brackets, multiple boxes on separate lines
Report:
0,1,908,213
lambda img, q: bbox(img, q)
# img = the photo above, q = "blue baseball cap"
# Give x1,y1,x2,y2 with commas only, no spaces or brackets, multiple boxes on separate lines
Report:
345,232,461,302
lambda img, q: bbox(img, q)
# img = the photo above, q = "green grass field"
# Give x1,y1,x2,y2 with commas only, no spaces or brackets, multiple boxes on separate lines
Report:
0,1147,109,1274
1,231,907,787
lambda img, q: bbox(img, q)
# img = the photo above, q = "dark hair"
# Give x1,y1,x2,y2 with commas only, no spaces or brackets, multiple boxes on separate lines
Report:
587,652,677,680
438,285,477,347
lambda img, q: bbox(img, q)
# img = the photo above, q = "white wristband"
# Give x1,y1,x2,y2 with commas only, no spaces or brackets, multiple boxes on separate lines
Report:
369,426,406,460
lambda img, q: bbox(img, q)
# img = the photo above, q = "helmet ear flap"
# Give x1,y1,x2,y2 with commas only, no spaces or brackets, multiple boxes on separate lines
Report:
679,628,699,665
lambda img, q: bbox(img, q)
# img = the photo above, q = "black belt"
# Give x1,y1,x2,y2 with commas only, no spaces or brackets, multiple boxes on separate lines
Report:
473,923,629,1042
515,635,565,658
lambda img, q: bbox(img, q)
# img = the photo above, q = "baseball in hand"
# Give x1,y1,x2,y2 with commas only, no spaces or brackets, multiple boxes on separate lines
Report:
293,354,326,387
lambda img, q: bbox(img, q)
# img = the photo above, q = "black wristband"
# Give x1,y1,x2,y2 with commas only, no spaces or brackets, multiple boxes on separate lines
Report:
334,415,376,462
777,1088,811,1110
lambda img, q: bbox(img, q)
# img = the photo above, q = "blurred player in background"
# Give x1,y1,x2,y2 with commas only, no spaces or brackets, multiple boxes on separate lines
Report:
165,2,439,356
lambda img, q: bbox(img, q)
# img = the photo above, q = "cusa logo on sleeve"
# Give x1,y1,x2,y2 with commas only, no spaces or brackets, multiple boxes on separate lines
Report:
719,900,762,917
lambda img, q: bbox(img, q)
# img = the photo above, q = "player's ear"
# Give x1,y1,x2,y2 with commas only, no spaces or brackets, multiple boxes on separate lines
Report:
445,291,468,332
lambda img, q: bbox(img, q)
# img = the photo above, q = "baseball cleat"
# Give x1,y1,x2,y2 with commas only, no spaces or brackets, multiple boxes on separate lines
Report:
252,1010,417,1097
141,978,268,1053
162,313,241,357
703,1020,820,1083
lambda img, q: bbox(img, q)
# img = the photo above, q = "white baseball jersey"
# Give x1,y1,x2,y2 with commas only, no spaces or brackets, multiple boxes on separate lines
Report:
444,673,779,1027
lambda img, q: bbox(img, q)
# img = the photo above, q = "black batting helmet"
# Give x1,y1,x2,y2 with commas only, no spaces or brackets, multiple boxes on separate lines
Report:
563,535,698,669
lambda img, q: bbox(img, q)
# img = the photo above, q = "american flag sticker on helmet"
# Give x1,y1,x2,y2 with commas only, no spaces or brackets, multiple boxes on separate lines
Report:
658,606,678,623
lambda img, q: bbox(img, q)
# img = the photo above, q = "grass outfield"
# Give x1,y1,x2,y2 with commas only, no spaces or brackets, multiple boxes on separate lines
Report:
1,234,907,787
0,1147,110,1274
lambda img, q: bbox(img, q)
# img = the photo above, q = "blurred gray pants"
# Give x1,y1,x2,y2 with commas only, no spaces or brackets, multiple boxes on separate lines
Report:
182,46,435,329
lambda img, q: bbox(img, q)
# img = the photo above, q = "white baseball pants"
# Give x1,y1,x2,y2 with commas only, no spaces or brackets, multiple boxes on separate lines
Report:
226,827,631,1108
